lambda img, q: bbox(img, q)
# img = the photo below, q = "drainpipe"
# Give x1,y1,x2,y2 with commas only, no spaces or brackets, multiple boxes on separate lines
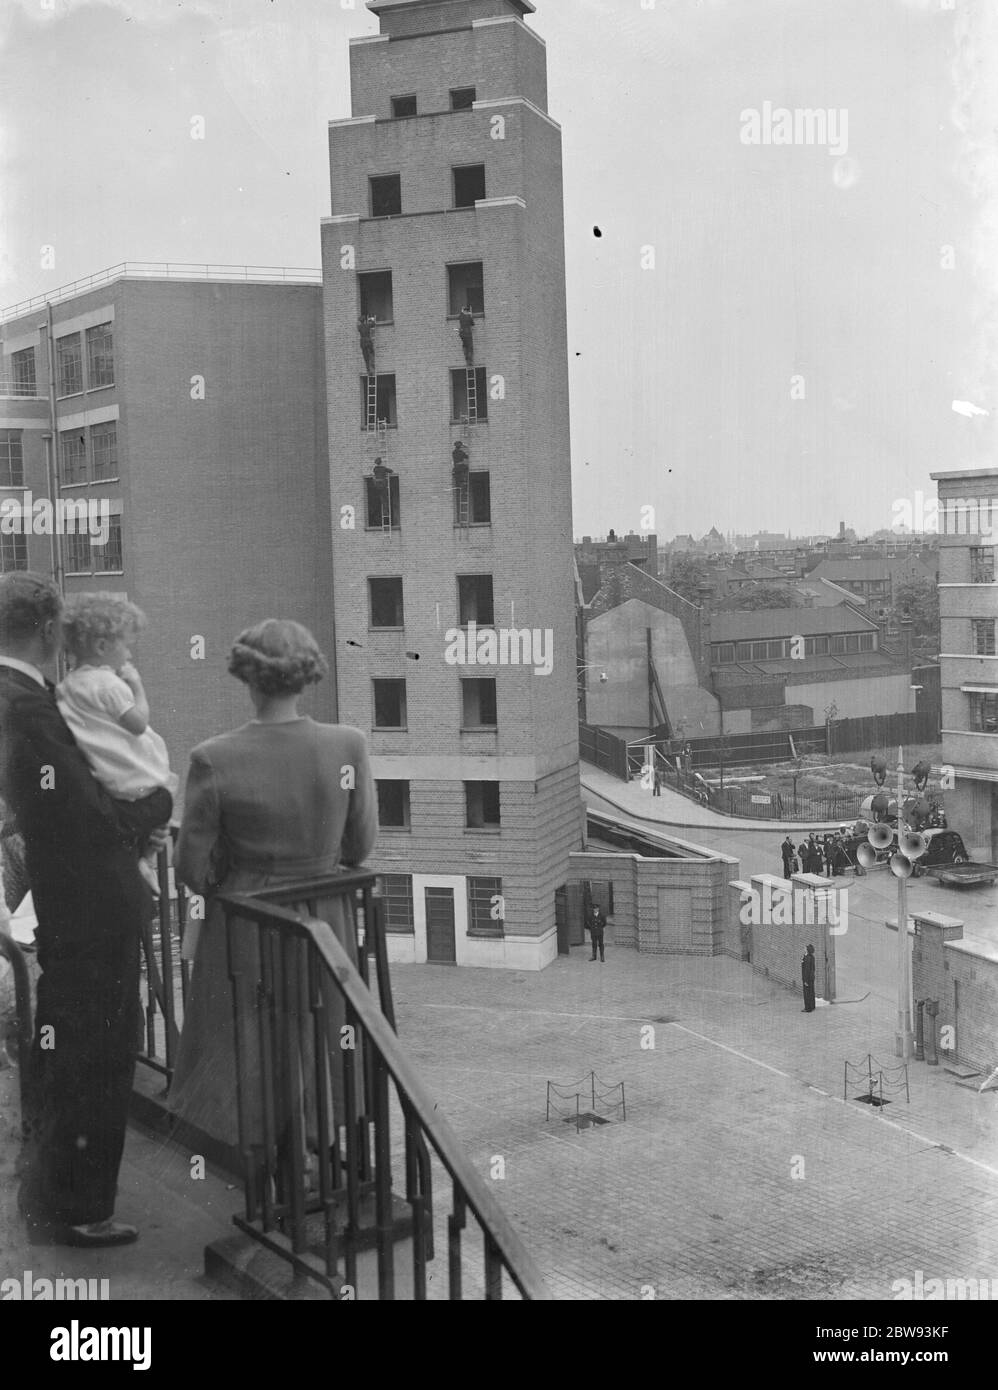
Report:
42,304,64,597
914,999,925,1062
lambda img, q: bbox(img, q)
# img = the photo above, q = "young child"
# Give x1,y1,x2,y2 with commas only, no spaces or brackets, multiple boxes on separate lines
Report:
56,593,176,896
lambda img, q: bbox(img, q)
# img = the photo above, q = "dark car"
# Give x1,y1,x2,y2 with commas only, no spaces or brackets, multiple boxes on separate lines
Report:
839,827,970,874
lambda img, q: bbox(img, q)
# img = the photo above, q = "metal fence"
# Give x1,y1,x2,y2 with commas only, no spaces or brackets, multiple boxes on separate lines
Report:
579,722,629,781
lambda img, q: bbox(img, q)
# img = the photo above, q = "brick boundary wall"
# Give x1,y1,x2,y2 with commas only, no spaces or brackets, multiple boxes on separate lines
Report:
728,873,842,1001
912,912,998,1075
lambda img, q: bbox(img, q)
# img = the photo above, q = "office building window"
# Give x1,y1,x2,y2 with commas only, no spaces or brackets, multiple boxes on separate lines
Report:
450,87,477,111
90,422,118,480
0,431,24,488
858,633,874,652
465,781,500,829
453,164,486,208
735,641,752,661
454,471,491,526
458,574,494,626
370,174,402,218
447,262,484,316
11,348,36,396
804,636,830,656
373,678,406,730
461,678,497,730
57,334,83,396
369,577,404,629
391,94,417,118
973,619,997,657
379,874,414,934
359,270,393,323
64,530,91,575
93,515,122,572
969,692,998,732
86,322,114,388
0,533,28,572
970,547,995,584
451,367,488,422
361,375,397,429
376,780,411,830
749,640,785,661
467,876,503,938
60,430,87,485
365,474,401,530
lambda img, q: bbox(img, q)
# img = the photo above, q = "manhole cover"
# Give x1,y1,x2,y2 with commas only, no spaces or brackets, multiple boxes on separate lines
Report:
853,1094,890,1107
563,1112,611,1129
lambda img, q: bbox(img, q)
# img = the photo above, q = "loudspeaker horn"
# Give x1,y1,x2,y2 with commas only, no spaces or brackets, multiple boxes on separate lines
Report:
856,843,880,870
868,823,895,851
899,830,928,861
890,852,914,879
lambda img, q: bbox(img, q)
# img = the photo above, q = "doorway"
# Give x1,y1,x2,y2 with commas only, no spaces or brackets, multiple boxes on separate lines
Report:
425,887,457,963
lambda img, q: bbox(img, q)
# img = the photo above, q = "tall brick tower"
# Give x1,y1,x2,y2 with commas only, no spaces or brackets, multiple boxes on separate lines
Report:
321,0,581,970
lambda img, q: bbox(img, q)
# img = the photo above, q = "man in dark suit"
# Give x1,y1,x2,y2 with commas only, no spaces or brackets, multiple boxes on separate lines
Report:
588,905,606,963
801,943,816,1013
0,573,172,1247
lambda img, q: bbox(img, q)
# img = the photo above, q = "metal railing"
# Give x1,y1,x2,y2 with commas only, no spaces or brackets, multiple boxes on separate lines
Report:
215,875,550,1300
2,262,323,321
0,379,44,398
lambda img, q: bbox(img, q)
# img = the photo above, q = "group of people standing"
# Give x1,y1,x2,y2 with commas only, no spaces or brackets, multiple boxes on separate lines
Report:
780,831,852,879
0,572,377,1249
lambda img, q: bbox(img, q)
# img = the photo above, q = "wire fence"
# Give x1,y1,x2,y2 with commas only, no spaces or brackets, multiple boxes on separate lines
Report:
545,1071,626,1133
843,1053,910,1106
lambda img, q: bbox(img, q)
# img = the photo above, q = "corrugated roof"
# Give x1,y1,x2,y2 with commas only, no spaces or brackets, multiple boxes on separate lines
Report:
709,607,877,642
368,0,535,13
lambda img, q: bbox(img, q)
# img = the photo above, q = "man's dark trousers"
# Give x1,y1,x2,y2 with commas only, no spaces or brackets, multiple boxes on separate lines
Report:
589,924,605,961
1,668,171,1228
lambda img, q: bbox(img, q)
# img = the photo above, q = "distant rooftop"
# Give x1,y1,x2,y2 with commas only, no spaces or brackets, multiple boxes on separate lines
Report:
1,262,322,324
710,606,878,643
367,0,535,15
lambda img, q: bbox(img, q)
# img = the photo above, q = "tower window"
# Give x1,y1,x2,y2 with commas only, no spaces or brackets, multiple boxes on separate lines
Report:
366,474,401,530
0,532,28,572
970,547,995,583
391,94,417,118
458,575,494,627
451,367,488,422
461,679,497,730
453,164,486,208
373,679,407,731
454,471,491,526
379,873,415,933
467,876,503,938
361,374,397,428
359,271,394,323
376,780,411,829
465,781,500,829
370,577,404,629
86,322,114,388
370,174,402,218
94,515,123,572
450,87,477,111
447,262,484,316
64,531,91,575
91,421,118,481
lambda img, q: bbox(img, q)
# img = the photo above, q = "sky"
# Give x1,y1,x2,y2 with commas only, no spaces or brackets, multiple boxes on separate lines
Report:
1,0,996,541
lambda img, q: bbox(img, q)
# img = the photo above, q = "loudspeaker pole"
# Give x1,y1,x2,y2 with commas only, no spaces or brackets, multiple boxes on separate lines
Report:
895,746,914,1059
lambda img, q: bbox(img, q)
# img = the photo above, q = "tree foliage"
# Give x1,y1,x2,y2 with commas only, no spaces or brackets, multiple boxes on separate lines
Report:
730,584,801,610
667,556,712,604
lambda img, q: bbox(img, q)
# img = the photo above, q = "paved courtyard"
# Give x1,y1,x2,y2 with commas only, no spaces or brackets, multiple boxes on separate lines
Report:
390,946,998,1300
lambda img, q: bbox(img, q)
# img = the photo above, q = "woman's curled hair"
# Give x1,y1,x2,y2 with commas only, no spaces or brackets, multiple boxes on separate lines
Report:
228,619,328,696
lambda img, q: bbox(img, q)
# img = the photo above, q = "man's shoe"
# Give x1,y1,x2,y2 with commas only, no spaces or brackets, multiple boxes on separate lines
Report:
27,1217,138,1248
589,956,597,962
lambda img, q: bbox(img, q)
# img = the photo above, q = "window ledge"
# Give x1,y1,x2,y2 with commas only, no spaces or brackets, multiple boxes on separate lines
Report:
56,392,84,402
378,826,411,835
374,727,408,734
86,383,115,393
93,570,124,576
460,727,498,734
466,931,505,941
370,627,405,634
464,827,501,835
60,483,87,490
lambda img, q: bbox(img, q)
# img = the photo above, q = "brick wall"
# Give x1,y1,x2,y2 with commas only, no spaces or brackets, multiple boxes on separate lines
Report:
912,912,998,1073
729,873,841,1000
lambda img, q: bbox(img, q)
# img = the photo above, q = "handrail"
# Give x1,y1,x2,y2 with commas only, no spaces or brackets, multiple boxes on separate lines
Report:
216,889,550,1300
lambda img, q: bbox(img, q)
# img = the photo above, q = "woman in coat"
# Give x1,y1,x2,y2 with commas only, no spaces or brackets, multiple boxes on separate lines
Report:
167,619,378,1153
